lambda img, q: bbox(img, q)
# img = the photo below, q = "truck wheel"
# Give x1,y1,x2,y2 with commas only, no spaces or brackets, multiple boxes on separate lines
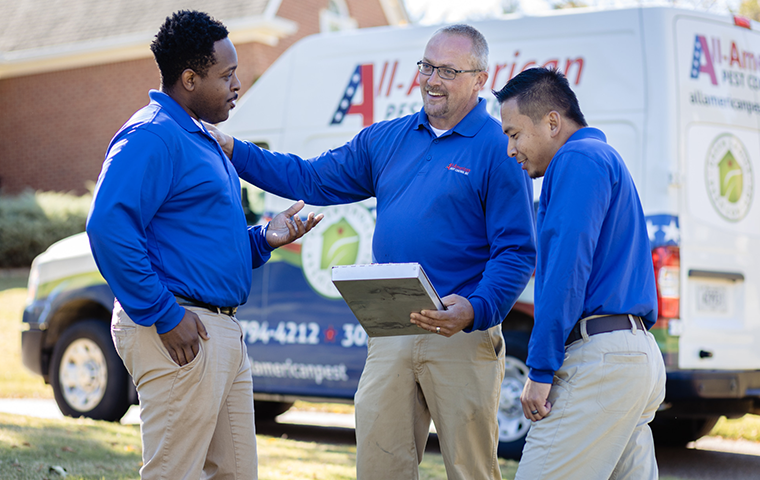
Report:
497,331,532,459
650,416,720,446
50,319,131,422
254,400,294,422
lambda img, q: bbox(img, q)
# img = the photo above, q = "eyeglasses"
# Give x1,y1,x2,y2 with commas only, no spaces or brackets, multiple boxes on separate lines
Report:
416,61,482,80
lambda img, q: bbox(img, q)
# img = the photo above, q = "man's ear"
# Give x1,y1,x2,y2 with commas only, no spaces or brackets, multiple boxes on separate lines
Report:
546,111,562,138
473,70,489,92
179,69,197,92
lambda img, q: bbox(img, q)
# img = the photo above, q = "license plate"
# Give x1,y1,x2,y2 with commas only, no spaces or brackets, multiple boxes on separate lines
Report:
696,285,728,313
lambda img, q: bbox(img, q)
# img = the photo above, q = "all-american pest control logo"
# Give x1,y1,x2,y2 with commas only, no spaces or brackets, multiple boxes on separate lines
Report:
301,204,375,299
705,133,753,222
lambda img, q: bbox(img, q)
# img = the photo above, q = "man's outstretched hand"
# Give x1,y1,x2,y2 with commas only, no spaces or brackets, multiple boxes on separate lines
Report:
266,200,324,248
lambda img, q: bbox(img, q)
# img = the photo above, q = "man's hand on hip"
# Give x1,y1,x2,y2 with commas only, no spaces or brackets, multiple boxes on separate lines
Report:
159,308,210,366
521,378,553,421
410,294,474,337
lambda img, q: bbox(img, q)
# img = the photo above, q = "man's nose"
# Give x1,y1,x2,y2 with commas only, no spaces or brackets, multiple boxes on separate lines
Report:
232,72,241,91
507,141,517,157
427,70,443,85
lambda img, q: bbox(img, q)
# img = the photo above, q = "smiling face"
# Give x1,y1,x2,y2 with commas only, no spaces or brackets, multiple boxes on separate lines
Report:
187,37,241,124
419,33,487,131
500,98,557,179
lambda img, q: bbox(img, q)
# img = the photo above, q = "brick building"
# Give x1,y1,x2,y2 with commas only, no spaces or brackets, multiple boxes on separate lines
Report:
0,0,407,195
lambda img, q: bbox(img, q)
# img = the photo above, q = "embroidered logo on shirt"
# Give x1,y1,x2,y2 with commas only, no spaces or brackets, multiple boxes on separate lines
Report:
446,163,470,176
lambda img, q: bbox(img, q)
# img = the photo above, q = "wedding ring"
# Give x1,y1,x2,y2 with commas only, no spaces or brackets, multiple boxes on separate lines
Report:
531,409,539,415
436,326,441,334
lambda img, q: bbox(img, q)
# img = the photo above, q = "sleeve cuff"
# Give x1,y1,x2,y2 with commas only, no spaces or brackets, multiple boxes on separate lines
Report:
260,223,276,252
466,296,487,332
528,368,555,384
153,302,186,334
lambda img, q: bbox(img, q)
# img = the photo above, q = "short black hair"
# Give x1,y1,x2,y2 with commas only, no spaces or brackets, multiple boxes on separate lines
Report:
150,10,229,89
493,67,587,127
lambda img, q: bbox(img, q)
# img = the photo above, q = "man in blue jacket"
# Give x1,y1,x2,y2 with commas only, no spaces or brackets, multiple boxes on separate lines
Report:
496,67,666,479
210,24,536,480
87,11,322,480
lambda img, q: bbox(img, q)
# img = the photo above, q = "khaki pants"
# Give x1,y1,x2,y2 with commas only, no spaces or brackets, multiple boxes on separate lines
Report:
355,325,505,480
515,317,666,480
112,302,257,480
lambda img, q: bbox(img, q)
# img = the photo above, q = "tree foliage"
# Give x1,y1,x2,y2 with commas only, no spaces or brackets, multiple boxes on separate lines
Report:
738,0,760,21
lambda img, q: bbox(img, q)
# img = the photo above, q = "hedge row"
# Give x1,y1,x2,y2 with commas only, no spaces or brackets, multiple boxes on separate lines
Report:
0,190,93,268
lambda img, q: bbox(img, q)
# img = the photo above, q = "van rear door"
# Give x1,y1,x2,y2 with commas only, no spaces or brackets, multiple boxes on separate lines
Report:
676,13,760,370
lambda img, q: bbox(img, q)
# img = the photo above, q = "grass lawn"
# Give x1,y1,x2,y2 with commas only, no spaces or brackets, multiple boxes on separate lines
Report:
712,414,760,442
0,412,141,480
0,412,518,480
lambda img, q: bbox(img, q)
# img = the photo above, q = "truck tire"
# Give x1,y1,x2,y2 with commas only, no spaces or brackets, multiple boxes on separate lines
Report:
497,331,532,460
254,400,294,422
50,319,131,422
650,416,720,446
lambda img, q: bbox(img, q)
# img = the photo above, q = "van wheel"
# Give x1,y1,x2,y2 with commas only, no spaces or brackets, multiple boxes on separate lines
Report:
50,319,131,422
497,331,532,459
650,416,720,446
254,400,294,421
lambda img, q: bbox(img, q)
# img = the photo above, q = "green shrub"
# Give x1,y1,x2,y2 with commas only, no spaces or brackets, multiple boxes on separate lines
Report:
0,190,92,268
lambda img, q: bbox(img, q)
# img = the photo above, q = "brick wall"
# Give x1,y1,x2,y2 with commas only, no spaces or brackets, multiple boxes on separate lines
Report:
0,0,392,195
0,59,159,195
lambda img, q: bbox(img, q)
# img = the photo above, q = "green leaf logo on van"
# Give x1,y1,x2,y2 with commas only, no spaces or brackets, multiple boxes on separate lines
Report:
718,151,743,203
705,133,754,222
320,218,359,269
301,204,376,299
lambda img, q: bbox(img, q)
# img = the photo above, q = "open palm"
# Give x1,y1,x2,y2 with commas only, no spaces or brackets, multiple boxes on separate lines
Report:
266,200,324,248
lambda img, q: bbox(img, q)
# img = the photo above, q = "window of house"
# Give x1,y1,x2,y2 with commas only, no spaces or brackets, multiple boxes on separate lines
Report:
320,0,358,32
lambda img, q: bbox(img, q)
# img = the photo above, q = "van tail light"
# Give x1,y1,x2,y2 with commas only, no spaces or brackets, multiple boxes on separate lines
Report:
652,246,680,319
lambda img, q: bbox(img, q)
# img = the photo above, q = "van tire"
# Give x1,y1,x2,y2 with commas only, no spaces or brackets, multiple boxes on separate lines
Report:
50,319,131,422
497,331,532,460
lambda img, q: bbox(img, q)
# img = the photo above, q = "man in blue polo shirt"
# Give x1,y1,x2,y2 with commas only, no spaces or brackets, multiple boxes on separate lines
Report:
87,11,322,480
209,24,536,480
496,67,666,479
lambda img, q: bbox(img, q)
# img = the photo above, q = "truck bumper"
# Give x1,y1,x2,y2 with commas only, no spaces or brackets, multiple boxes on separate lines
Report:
21,330,44,376
666,369,760,399
664,369,760,417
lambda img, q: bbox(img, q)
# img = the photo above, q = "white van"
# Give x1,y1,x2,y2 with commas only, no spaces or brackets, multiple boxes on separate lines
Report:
221,6,760,446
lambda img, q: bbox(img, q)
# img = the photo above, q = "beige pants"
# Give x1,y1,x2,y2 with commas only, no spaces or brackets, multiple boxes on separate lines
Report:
355,325,505,480
515,317,666,480
112,302,257,480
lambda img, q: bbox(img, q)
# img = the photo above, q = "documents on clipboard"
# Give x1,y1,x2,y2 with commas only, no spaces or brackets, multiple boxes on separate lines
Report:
331,263,445,337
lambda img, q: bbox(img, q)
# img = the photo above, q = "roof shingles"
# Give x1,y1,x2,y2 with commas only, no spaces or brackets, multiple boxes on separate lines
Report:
0,0,271,53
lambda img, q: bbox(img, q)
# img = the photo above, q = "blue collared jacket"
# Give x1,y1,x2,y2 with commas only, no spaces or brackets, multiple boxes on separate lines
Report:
230,99,537,331
87,90,274,334
529,127,657,383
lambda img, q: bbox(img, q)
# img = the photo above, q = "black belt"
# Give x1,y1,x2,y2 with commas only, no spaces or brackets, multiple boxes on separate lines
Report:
565,314,645,346
175,296,237,316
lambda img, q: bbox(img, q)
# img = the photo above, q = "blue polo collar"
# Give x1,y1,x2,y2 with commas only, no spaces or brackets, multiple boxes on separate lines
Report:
416,97,490,138
148,90,204,134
